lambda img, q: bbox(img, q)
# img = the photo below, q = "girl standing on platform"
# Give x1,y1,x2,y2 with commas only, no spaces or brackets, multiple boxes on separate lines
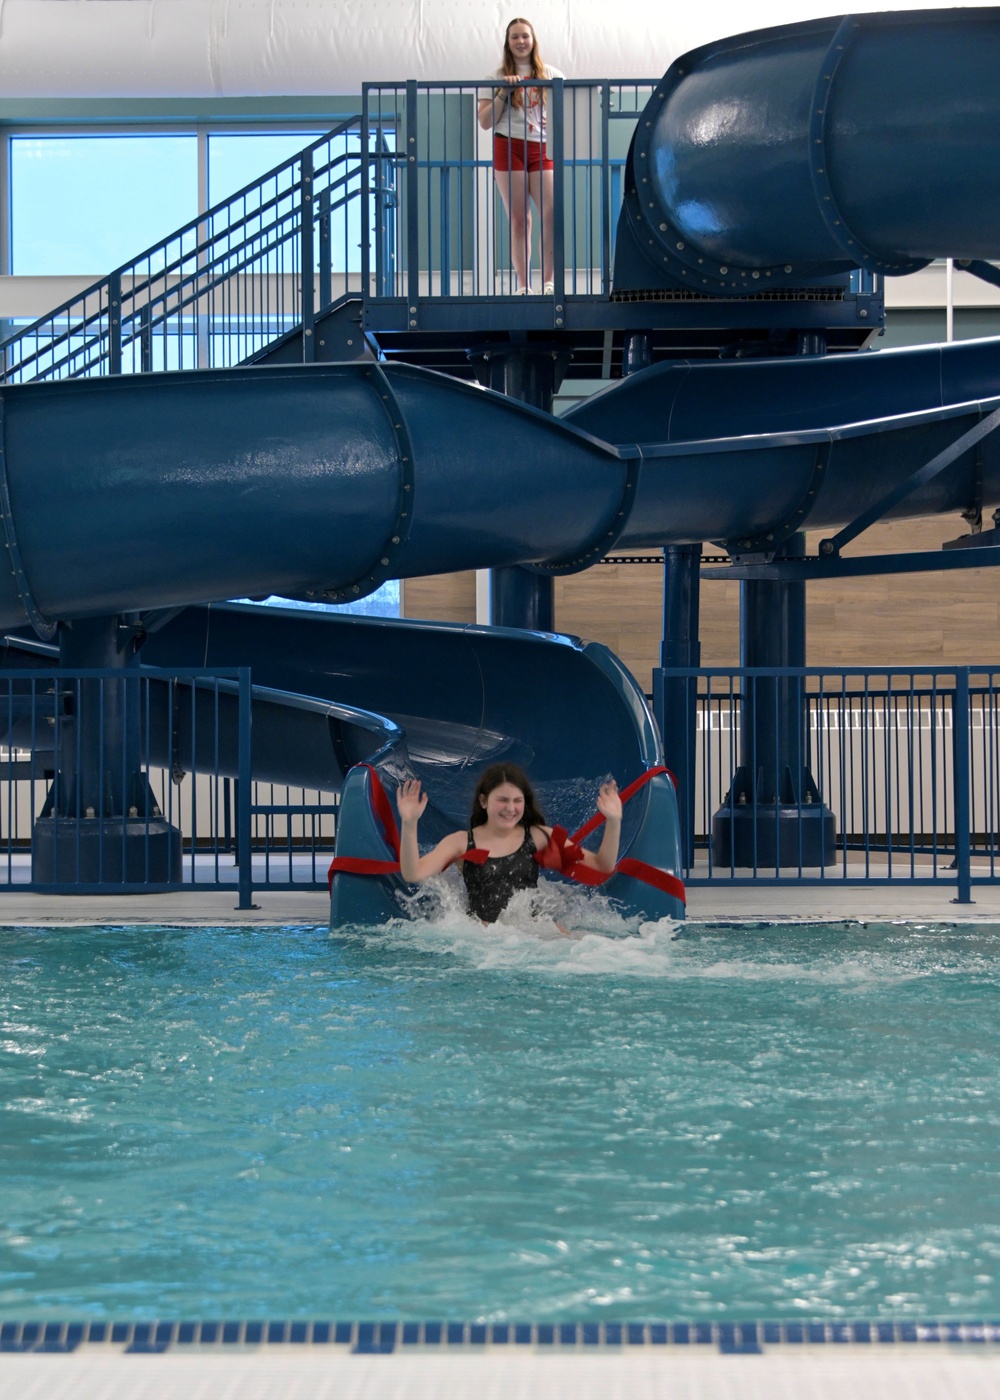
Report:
397,763,621,925
478,18,563,296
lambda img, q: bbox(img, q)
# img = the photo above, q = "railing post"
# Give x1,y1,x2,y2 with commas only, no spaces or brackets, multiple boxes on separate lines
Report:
952,667,973,903
405,80,421,317
600,82,611,296
318,187,332,312
380,128,398,298
551,77,565,303
236,666,255,910
361,87,372,296
299,148,316,362
139,302,152,374
107,271,122,375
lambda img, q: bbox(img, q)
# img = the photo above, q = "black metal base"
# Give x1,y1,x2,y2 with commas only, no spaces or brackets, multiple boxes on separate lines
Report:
32,817,183,887
712,802,837,869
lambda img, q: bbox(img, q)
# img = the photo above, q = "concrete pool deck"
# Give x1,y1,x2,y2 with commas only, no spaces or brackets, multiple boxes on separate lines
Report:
4,1335,1000,1400
1,874,1000,927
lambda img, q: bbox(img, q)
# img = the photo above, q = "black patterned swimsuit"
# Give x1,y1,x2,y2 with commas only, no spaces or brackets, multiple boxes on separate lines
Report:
462,828,539,923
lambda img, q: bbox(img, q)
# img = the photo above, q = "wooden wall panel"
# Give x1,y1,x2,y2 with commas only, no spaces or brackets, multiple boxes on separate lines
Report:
400,514,1000,689
401,572,477,624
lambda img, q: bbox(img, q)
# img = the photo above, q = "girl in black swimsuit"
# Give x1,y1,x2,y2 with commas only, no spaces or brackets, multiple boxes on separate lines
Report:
396,763,622,924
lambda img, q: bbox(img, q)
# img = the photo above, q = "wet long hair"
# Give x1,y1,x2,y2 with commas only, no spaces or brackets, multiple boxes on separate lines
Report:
470,763,547,829
501,17,546,110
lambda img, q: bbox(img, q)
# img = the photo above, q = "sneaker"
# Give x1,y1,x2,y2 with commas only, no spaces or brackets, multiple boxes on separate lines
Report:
513,285,531,295
542,281,554,295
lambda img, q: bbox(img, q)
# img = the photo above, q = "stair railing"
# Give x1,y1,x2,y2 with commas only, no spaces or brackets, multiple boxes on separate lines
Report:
0,116,397,385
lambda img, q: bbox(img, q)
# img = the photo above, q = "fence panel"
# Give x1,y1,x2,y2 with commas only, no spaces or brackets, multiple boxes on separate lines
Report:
0,668,336,896
659,666,1000,892
362,80,654,301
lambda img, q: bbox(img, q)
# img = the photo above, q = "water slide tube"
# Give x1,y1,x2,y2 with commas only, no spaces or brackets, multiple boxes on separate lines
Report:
3,340,1000,635
4,337,1000,918
613,7,1000,295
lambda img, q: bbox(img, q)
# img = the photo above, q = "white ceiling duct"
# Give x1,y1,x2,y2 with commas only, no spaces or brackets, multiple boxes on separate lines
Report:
0,0,994,100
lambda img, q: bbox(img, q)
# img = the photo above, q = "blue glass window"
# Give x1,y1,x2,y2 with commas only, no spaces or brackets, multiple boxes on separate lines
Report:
11,135,198,275
207,133,324,207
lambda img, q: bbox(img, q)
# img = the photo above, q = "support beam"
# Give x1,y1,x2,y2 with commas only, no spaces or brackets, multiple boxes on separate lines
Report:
712,535,836,869
486,345,568,630
653,543,701,868
32,614,182,886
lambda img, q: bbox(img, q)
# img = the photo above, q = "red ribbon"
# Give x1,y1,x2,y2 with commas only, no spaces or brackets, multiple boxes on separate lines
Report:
329,763,685,906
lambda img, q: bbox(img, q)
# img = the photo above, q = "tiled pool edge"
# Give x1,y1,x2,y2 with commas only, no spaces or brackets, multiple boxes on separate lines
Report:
3,1319,1000,1356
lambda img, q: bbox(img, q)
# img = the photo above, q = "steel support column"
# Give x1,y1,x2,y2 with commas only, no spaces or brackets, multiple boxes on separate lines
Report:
32,614,182,886
653,545,701,869
488,346,562,630
712,534,836,867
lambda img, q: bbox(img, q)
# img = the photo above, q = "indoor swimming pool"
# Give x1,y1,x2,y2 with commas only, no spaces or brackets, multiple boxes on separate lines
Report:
2,897,999,1325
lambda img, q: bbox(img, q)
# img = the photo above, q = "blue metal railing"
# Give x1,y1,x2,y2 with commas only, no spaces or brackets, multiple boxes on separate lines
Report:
0,82,660,384
656,666,1000,896
0,667,337,899
362,79,653,302
0,115,385,384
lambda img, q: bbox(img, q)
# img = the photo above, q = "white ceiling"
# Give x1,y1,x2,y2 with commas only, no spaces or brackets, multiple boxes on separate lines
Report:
0,0,994,100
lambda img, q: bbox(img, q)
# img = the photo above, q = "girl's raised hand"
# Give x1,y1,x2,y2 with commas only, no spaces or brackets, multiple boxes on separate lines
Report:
396,778,428,823
596,779,622,822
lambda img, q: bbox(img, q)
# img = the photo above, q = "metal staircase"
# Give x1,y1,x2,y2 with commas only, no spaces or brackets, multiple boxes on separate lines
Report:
0,115,388,385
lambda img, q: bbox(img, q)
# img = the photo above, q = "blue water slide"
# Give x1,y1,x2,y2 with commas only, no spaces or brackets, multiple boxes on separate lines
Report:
135,604,686,924
5,339,998,920
614,6,1000,294
4,340,1000,636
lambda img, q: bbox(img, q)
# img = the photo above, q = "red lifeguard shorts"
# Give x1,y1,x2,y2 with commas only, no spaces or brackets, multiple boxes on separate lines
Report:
493,135,553,173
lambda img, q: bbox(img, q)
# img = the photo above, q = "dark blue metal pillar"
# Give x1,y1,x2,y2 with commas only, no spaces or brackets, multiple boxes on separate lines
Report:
32,614,182,885
488,346,564,631
653,544,701,869
712,534,836,867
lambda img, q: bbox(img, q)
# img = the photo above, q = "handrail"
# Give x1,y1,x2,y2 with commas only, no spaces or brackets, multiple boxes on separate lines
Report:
0,114,367,384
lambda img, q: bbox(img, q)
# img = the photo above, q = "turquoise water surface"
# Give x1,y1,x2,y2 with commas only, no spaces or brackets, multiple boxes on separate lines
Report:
2,895,1000,1322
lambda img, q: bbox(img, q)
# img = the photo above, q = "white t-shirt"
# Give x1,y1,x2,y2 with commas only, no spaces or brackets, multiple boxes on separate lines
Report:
486,63,564,144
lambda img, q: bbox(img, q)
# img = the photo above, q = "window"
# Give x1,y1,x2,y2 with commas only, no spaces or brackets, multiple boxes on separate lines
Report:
207,132,324,206
11,135,198,275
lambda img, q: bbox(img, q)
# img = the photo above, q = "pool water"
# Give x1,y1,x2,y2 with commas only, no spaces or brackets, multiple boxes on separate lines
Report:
2,892,1000,1323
